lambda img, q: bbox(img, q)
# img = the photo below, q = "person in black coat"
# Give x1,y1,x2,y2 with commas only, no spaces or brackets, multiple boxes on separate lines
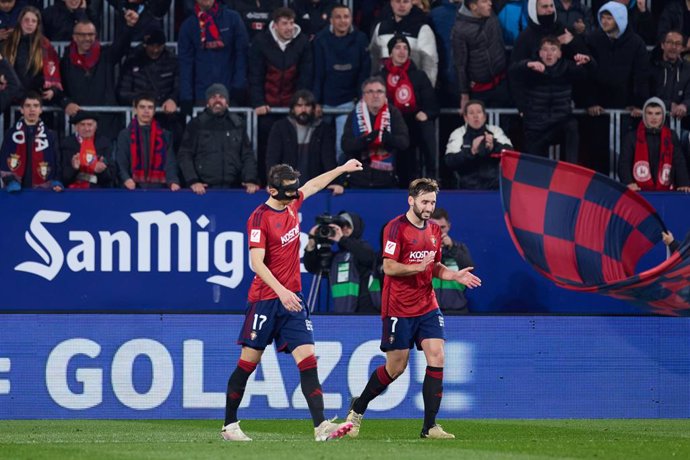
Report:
42,0,100,41
59,11,140,140
61,111,115,188
510,0,589,65
510,36,595,163
265,89,343,194
377,34,439,185
444,99,513,190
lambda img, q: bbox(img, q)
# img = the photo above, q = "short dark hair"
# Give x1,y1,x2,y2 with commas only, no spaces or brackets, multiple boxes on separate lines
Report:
361,76,386,93
290,89,316,110
431,207,450,221
272,7,295,22
464,0,479,7
408,178,439,197
463,99,485,116
267,164,300,188
539,36,561,49
73,19,96,32
133,93,157,107
330,4,350,17
21,91,43,106
662,30,684,43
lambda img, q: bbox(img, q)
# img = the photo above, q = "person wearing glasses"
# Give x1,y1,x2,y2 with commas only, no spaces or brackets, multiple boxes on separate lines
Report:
342,76,409,188
650,30,690,124
58,11,140,140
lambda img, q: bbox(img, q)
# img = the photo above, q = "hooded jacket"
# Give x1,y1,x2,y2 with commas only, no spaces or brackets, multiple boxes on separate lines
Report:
618,97,690,188
370,6,439,86
510,0,588,64
248,21,313,108
303,210,377,313
584,1,649,108
451,5,507,95
651,53,690,111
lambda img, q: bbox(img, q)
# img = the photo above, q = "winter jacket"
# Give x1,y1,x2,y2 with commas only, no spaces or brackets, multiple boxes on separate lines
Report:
177,108,258,187
650,57,690,111
0,0,25,32
585,3,649,109
225,0,282,40
377,59,439,119
60,134,115,188
451,6,507,95
619,127,689,188
248,22,313,107
370,6,439,86
429,0,461,92
312,25,370,106
554,0,592,34
265,116,338,182
42,2,97,41
107,0,171,42
510,0,589,64
115,124,179,187
291,0,339,38
117,45,179,106
497,0,529,45
178,6,249,103
510,57,593,131
657,1,689,43
445,123,512,190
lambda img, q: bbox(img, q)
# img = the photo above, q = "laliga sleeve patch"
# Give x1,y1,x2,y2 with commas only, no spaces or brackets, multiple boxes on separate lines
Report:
384,240,397,255
250,229,261,243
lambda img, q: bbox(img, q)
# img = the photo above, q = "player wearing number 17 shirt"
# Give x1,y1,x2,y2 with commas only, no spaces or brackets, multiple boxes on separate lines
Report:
346,178,482,439
221,160,363,442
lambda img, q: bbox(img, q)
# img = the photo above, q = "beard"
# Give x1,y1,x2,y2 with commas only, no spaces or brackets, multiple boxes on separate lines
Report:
412,203,431,221
294,112,314,125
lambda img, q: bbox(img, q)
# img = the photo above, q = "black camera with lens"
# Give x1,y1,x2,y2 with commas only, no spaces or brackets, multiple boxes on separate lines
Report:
314,214,347,244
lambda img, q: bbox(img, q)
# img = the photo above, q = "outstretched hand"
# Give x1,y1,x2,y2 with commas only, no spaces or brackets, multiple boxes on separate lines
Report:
454,267,482,288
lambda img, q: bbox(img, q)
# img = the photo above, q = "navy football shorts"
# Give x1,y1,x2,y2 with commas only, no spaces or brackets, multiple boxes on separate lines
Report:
237,294,314,353
380,308,445,352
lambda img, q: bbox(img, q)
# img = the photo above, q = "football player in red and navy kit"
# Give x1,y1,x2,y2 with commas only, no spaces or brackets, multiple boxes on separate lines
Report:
222,160,363,442
346,178,482,439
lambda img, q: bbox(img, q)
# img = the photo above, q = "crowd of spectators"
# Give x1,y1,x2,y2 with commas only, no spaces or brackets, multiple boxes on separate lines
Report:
0,0,689,193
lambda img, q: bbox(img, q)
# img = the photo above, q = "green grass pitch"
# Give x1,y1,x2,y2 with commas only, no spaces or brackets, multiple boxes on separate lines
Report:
2,419,690,459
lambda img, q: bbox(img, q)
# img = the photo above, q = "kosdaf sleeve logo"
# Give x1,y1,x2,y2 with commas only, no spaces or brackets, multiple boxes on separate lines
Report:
250,229,261,243
384,240,396,255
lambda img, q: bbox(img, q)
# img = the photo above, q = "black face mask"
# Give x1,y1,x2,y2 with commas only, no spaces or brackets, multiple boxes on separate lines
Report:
537,13,555,27
271,180,300,201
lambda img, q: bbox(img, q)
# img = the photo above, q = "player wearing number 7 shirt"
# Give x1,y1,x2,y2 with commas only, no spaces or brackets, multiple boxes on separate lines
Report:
221,160,363,442
346,178,482,439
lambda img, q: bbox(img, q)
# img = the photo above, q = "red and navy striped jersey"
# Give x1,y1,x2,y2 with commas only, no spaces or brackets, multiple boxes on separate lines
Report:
246,191,304,303
381,214,443,318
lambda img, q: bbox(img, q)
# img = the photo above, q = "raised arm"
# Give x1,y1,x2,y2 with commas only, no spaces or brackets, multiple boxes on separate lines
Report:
299,158,362,199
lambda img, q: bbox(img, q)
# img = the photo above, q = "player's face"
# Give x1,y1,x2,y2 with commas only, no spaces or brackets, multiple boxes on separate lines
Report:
409,191,437,221
270,179,299,204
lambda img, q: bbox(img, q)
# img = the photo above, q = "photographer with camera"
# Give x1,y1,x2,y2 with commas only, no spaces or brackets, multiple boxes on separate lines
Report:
303,211,377,313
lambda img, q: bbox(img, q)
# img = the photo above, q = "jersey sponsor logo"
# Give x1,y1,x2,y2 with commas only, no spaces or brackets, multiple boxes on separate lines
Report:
408,250,436,261
250,229,261,243
384,240,397,255
280,224,300,246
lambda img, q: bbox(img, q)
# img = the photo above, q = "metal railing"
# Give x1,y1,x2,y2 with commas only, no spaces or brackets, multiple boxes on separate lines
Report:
4,105,685,180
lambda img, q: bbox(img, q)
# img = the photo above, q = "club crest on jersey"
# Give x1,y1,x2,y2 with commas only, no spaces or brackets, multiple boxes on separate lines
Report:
384,240,396,255
431,236,437,246
250,229,261,243
389,335,395,344
250,331,257,340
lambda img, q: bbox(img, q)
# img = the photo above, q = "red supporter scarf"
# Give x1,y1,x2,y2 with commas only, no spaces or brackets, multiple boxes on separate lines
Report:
2,120,54,186
129,117,167,184
632,122,674,191
354,100,392,171
69,40,101,72
68,136,98,189
383,58,417,114
41,37,63,90
195,2,225,49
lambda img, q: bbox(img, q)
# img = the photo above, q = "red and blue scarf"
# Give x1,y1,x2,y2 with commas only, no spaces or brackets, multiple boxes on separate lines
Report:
196,1,225,49
1,119,57,187
129,117,168,184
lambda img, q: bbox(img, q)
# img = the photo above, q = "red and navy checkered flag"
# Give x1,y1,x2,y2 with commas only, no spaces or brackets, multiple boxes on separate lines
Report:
500,150,690,315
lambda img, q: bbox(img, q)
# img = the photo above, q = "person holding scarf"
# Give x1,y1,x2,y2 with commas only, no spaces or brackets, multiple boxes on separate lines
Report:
342,76,409,188
0,91,62,192
1,6,62,103
115,93,180,190
61,111,114,189
179,0,248,114
378,34,438,185
59,11,140,140
619,97,690,193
